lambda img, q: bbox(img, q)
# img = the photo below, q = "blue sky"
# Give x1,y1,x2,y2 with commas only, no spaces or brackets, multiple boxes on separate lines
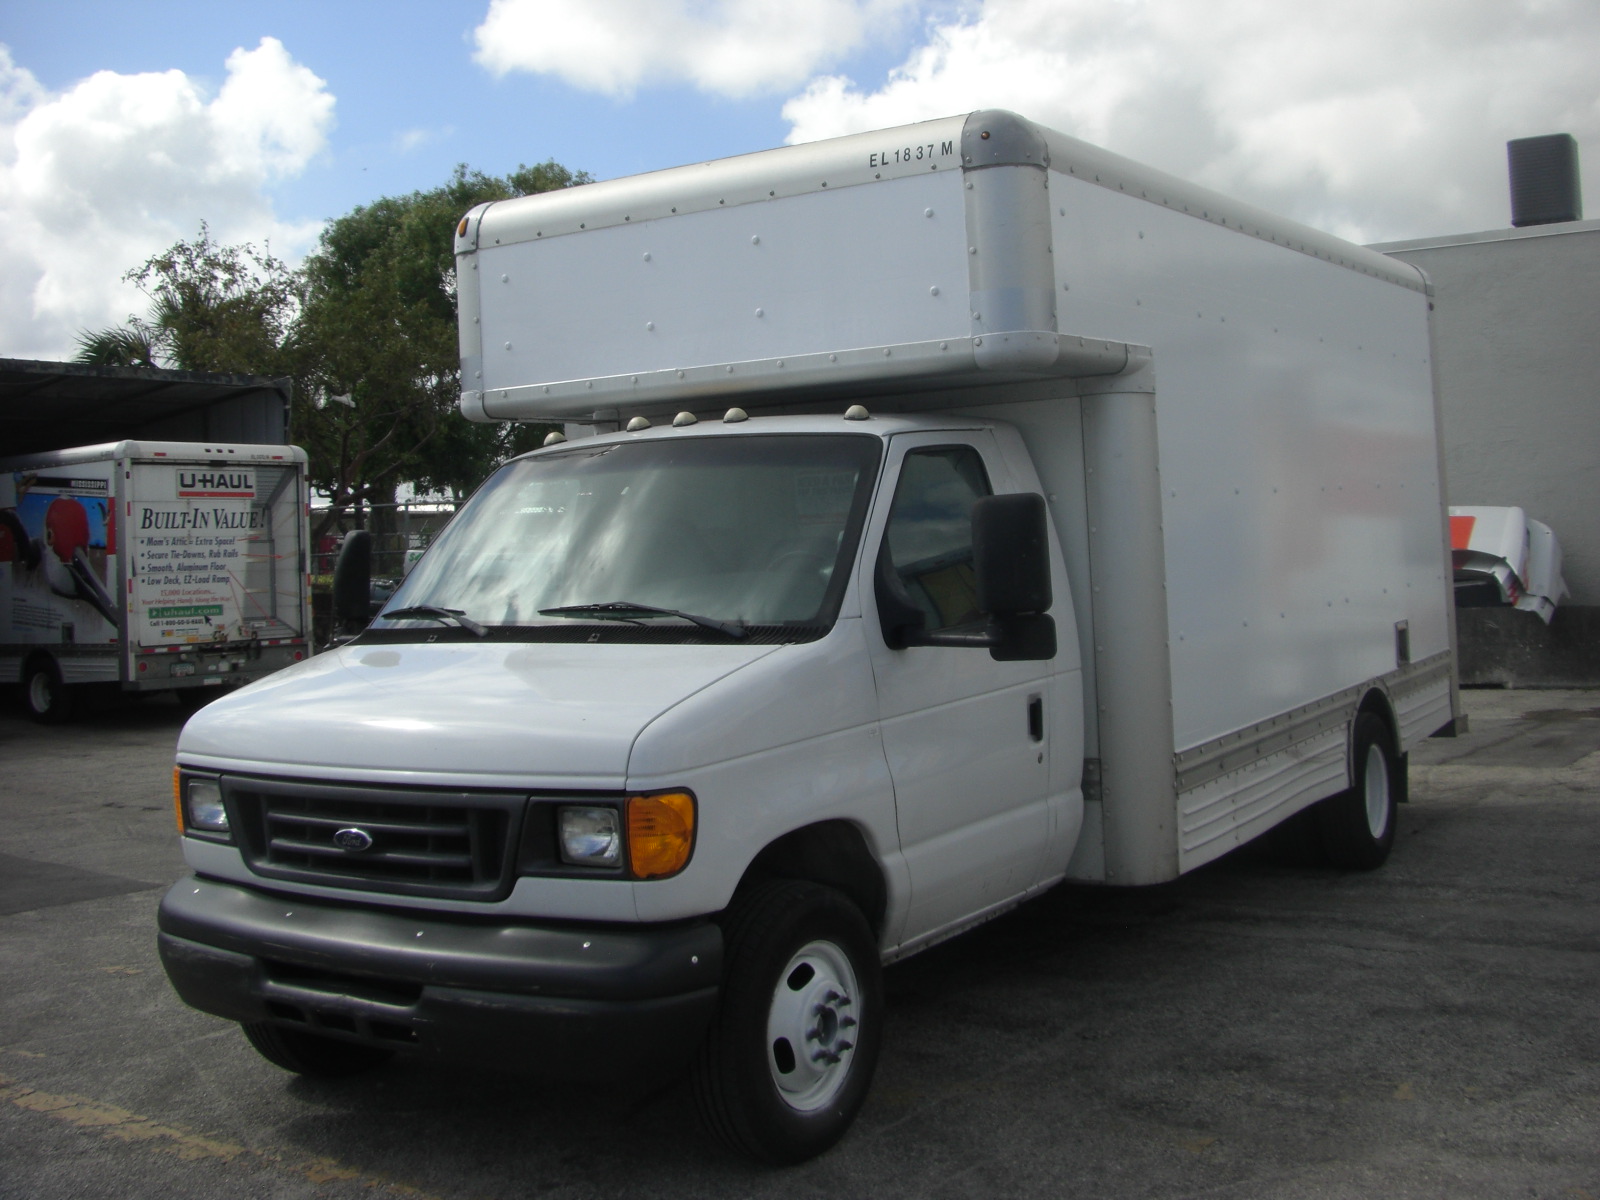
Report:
3,0,1596,361
1,0,879,225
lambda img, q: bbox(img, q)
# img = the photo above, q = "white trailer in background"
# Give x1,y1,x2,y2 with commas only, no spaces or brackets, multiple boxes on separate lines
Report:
1,440,311,720
158,112,1457,1163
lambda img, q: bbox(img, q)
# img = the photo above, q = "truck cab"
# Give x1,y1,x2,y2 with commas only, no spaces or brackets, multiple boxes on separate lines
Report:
162,408,1074,1162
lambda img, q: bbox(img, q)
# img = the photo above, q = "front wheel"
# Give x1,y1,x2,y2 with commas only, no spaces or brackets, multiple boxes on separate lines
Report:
692,880,883,1164
1316,712,1399,869
240,1022,394,1078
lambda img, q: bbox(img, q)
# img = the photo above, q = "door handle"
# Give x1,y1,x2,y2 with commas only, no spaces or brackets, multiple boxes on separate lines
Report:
1028,695,1044,742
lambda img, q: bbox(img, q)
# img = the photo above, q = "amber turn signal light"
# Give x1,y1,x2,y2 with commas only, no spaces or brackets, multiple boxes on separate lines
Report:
626,791,696,879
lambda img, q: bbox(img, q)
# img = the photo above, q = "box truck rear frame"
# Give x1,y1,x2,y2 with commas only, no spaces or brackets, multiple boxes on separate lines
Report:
2,440,312,721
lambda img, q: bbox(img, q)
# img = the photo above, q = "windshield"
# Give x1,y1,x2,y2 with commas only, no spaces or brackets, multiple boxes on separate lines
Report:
375,433,882,641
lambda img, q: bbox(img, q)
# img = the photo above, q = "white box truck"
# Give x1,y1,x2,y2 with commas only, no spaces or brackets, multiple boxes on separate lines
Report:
157,112,1457,1163
2,440,312,721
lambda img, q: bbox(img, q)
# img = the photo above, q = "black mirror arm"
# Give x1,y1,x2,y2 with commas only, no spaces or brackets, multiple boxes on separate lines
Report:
877,536,1051,654
901,620,1005,650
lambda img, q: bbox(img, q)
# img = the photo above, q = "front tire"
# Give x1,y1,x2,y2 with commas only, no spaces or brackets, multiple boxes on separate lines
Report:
1316,712,1399,869
240,1022,394,1078
692,880,883,1164
23,659,75,724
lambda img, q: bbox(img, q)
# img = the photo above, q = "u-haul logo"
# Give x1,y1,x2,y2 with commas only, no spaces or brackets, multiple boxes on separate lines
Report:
177,469,255,498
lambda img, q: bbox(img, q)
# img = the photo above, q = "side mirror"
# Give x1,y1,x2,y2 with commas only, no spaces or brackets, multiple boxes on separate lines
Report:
973,493,1056,662
973,493,1052,615
332,530,373,636
875,492,1057,661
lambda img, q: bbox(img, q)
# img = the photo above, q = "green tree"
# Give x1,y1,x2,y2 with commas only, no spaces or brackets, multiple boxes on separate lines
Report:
76,161,589,545
73,326,160,369
295,161,588,538
74,226,298,375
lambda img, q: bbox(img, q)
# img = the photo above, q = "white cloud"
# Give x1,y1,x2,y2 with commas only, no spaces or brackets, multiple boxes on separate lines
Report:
472,0,916,99
780,0,1600,242
0,38,334,361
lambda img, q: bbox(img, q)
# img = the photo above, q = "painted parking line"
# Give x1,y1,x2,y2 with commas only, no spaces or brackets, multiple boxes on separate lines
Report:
0,1073,443,1197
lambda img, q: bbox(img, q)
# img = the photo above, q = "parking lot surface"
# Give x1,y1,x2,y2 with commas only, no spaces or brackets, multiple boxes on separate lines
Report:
2,686,1598,1199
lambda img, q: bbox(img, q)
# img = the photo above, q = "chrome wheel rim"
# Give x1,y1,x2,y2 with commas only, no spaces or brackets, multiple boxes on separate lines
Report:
765,939,860,1112
28,672,52,714
1364,742,1391,838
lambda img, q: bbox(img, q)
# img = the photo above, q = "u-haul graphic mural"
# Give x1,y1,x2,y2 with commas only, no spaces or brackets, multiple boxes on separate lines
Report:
131,464,281,646
1,466,119,642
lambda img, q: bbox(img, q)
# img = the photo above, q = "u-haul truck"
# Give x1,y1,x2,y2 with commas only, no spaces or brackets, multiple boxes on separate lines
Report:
157,112,1456,1163
1,441,311,721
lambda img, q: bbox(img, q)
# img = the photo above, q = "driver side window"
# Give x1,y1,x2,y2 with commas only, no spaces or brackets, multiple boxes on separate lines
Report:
882,446,992,632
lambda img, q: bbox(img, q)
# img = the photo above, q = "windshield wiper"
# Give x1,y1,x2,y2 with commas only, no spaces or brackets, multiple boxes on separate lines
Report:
379,605,488,637
539,601,747,640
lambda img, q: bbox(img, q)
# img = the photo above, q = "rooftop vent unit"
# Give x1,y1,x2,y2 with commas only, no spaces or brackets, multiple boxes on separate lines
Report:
1507,134,1582,227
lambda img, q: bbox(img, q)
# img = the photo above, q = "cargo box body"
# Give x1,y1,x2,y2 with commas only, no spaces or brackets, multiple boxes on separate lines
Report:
453,110,1455,883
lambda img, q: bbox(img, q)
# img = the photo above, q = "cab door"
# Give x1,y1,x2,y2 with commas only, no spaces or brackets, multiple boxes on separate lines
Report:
865,430,1052,949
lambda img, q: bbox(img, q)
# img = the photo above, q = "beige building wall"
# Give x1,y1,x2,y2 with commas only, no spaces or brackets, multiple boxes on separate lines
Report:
1373,220,1600,605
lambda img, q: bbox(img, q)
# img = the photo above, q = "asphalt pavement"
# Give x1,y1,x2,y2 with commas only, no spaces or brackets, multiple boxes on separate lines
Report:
2,685,1597,1199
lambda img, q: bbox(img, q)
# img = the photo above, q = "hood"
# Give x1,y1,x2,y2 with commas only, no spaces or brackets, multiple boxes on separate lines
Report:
177,639,782,784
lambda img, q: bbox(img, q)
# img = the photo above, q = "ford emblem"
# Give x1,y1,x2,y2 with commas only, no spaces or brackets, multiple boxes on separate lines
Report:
333,827,375,852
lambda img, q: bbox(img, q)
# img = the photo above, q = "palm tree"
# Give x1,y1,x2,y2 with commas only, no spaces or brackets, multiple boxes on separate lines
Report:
70,224,297,375
72,324,161,368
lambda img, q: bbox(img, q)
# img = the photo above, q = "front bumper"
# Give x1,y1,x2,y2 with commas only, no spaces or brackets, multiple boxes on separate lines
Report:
134,642,307,691
158,876,722,1079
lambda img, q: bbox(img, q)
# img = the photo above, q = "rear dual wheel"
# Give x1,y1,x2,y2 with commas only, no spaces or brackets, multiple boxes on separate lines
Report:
693,880,883,1164
1316,712,1400,869
23,659,75,724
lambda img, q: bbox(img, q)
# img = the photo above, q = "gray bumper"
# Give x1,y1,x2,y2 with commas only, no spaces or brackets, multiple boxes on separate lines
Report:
134,642,307,691
158,876,722,1079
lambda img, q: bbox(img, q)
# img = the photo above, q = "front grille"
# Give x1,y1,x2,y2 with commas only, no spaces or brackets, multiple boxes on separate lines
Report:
226,777,525,901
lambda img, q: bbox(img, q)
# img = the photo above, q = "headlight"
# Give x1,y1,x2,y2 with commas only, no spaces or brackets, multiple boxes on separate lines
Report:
181,776,229,834
557,806,621,868
539,791,696,877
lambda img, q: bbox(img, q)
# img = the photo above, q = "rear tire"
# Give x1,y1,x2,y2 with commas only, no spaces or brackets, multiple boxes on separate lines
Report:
1316,712,1399,869
692,880,883,1164
240,1022,394,1078
23,659,75,724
